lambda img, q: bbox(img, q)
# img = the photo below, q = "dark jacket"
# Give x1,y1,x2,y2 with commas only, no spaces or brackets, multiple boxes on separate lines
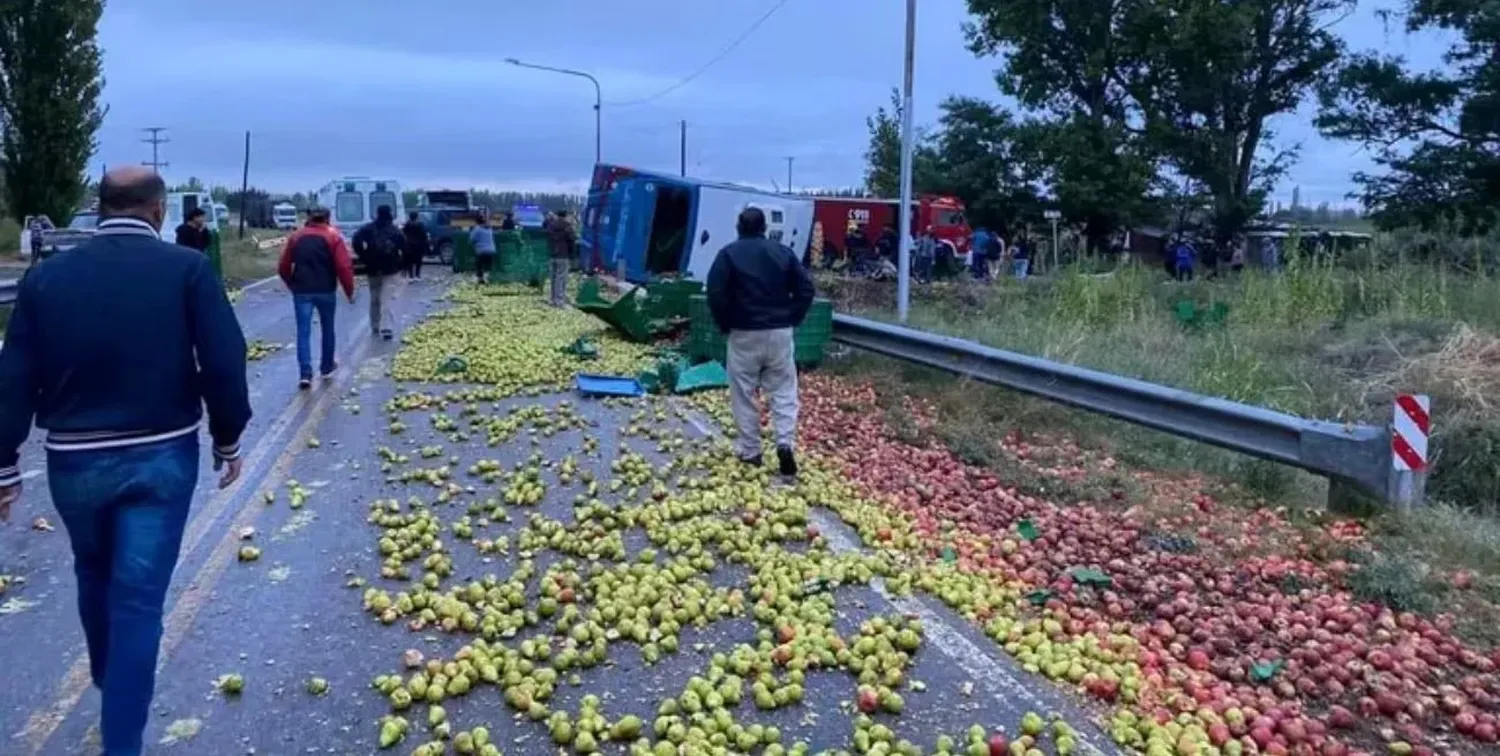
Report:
0,216,252,483
545,217,578,260
174,222,212,253
277,223,356,296
352,219,406,276
402,221,431,259
705,235,816,333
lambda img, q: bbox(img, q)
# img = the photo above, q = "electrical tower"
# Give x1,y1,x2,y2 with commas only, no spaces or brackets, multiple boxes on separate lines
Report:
141,127,170,174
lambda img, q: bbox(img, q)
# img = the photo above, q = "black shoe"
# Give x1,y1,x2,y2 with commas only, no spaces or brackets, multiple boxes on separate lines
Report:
777,447,798,477
298,378,312,390
381,328,394,341
740,454,763,467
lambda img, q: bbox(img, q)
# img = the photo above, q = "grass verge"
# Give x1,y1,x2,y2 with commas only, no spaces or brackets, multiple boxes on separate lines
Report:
219,230,284,287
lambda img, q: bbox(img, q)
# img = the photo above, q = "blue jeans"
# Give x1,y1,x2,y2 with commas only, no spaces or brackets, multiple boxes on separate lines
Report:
47,434,199,756
293,292,337,378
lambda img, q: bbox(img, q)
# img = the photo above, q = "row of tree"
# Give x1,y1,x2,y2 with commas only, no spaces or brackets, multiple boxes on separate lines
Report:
865,0,1496,249
159,180,587,218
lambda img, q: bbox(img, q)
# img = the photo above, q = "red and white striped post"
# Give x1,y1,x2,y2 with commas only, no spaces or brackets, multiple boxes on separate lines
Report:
1388,394,1430,509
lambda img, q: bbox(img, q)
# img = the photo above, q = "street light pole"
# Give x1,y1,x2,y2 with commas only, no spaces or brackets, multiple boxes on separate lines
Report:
896,0,916,323
505,58,602,166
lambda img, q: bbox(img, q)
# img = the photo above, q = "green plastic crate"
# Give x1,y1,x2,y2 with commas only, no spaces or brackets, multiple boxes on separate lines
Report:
493,232,548,284
452,233,475,273
686,295,833,366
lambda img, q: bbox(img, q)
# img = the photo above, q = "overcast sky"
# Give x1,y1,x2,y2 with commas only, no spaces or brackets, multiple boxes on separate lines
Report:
92,0,1450,206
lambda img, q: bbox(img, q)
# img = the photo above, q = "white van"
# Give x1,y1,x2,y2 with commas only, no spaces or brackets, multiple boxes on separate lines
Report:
316,177,405,241
161,191,218,239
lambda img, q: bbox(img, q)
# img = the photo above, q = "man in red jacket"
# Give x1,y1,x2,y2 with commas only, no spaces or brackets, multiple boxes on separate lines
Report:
277,207,355,389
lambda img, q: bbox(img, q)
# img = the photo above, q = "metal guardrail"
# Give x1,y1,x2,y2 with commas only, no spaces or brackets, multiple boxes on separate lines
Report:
0,278,17,306
832,314,1426,509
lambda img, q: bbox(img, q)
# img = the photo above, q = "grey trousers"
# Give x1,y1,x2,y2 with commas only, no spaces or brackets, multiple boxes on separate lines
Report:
368,274,390,333
549,259,570,306
727,328,798,459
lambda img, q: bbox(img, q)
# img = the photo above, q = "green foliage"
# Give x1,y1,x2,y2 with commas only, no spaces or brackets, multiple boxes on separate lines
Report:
964,0,1162,243
946,0,1349,242
862,88,942,200
1316,0,1499,233
0,0,107,222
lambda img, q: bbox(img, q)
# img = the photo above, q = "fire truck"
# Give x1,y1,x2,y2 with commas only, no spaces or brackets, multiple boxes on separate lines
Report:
809,195,970,263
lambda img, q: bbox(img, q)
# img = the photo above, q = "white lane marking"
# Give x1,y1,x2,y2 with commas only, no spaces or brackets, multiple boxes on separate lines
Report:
812,510,1115,756
20,470,41,481
238,274,281,293
670,397,1119,755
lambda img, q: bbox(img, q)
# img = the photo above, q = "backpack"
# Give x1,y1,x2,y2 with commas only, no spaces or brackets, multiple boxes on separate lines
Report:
370,226,401,272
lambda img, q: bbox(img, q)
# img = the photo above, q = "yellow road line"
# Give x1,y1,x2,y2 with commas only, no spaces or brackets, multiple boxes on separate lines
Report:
16,318,373,752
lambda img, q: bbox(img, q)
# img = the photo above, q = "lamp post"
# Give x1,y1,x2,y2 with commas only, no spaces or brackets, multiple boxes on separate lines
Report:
504,58,602,165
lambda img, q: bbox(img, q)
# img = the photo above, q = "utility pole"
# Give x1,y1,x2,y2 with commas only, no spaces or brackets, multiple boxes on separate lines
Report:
785,157,794,194
237,132,250,239
680,120,687,177
896,0,916,322
141,127,170,174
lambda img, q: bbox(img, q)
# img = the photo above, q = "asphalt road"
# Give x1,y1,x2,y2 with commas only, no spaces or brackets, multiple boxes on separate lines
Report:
0,274,1123,756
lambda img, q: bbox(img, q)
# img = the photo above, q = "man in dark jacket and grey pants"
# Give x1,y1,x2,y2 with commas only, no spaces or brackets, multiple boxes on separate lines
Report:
353,204,406,340
706,207,816,476
545,210,578,307
0,166,252,756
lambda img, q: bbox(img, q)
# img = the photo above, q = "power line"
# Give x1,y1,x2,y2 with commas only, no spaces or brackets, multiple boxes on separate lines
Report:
604,0,793,108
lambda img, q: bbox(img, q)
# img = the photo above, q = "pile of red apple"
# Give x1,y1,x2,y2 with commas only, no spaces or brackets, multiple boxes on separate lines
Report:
797,375,1500,753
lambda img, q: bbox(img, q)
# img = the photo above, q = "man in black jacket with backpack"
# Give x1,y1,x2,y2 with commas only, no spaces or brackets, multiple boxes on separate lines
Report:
353,204,406,340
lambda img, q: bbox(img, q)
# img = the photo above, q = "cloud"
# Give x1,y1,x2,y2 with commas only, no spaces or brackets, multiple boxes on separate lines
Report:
88,0,1452,205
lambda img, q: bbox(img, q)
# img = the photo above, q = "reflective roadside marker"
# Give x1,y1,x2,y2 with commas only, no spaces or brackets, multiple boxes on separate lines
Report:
1392,394,1430,472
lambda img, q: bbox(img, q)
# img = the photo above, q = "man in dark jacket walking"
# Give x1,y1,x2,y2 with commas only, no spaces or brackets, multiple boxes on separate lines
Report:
174,206,213,253
706,207,816,476
0,166,251,756
278,207,356,387
401,211,429,279
353,205,406,340
544,210,578,307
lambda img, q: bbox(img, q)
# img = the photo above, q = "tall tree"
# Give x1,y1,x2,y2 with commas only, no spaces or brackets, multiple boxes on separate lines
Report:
924,97,1043,233
964,0,1161,245
965,0,1348,242
0,0,107,222
1120,0,1350,241
861,88,943,198
1316,0,1499,233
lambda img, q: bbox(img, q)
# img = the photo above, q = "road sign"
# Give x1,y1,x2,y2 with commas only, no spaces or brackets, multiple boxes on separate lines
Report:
1043,210,1061,220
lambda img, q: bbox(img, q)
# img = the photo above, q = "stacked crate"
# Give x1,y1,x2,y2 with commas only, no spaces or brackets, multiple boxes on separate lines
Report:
687,295,833,366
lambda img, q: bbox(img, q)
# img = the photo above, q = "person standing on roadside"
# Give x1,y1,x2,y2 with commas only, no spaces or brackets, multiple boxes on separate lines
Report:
402,211,429,279
470,213,497,285
353,204,406,341
174,206,212,254
500,211,518,231
545,209,578,307
0,166,252,756
278,206,356,388
706,207,816,477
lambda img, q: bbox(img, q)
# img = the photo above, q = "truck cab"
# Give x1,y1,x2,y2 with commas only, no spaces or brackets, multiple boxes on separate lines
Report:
272,203,298,230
